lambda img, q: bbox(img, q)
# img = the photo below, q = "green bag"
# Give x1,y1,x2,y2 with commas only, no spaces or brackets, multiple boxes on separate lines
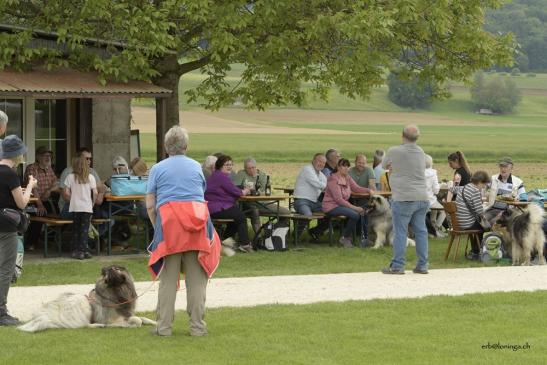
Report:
480,233,504,264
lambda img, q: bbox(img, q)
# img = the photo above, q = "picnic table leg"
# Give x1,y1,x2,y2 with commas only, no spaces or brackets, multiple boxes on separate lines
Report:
328,219,333,246
96,232,100,256
56,226,62,256
43,225,48,258
108,201,112,255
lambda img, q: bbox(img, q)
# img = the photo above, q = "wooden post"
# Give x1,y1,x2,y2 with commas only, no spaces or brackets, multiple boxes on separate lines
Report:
155,97,167,162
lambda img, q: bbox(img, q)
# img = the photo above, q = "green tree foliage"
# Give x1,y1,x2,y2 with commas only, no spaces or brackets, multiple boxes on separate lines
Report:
486,0,547,72
387,72,435,109
470,72,522,114
0,0,514,129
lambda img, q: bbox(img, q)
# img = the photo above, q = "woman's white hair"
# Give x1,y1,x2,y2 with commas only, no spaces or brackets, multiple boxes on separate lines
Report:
425,154,433,169
164,126,189,155
0,110,8,126
202,155,217,168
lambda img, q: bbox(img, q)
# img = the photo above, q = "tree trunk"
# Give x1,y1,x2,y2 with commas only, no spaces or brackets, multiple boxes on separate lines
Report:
153,72,180,162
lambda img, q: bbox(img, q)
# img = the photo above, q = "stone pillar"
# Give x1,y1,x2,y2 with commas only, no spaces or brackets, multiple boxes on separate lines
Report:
91,98,131,180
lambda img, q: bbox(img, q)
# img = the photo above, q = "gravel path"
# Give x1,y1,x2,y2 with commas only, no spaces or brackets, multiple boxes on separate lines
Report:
9,266,547,321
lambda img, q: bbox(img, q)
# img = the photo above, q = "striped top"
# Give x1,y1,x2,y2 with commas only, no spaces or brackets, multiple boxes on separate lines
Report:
451,184,483,229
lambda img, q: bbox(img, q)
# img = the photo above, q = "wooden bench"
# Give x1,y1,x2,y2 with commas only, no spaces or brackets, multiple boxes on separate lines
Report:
29,216,73,257
259,212,346,246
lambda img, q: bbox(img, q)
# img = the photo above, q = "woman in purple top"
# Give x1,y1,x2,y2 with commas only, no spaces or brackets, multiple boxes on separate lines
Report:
322,158,370,248
205,155,253,252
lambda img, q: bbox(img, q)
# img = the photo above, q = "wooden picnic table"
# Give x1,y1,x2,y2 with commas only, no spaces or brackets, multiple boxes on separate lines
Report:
351,191,392,198
238,195,288,218
274,187,294,195
495,199,547,211
104,194,145,202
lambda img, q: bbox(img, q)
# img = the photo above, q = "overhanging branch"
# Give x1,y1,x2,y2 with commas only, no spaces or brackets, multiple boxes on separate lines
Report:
179,55,210,74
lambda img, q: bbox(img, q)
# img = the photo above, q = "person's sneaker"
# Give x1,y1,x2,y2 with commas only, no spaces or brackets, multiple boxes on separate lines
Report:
150,328,172,337
465,252,480,261
381,267,405,275
0,313,20,326
238,244,254,253
412,267,429,274
339,237,353,248
71,251,85,260
435,231,447,238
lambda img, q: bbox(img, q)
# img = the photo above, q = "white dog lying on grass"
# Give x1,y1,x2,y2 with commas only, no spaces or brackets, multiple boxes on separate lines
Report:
18,265,155,332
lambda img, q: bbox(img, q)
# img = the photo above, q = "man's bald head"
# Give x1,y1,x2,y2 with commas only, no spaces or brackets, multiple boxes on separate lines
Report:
402,124,420,142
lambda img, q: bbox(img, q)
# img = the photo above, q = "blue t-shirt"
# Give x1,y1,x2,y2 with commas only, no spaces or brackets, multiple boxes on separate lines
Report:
147,155,205,209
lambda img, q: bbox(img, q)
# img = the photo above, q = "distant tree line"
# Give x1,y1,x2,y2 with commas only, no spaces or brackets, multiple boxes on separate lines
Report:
486,0,547,72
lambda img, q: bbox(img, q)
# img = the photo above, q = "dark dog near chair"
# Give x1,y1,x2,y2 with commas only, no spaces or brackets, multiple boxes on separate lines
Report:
498,204,545,266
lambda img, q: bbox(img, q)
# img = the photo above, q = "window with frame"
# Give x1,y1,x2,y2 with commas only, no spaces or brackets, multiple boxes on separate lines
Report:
0,98,23,137
35,99,67,175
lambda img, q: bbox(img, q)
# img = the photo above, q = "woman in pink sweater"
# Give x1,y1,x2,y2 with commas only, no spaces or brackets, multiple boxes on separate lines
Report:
322,158,370,248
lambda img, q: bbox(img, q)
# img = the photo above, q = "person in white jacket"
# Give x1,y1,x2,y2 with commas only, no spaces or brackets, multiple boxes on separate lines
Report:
424,155,446,237
484,156,526,223
293,153,329,240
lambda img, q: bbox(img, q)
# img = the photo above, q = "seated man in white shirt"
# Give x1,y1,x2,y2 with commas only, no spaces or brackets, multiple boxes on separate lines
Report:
484,156,526,224
294,153,329,241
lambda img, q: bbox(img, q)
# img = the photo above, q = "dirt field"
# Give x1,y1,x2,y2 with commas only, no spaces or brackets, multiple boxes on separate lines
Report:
132,106,396,134
131,106,501,135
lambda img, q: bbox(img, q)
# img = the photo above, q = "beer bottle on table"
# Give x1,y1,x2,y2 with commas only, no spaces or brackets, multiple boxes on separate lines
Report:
265,175,271,196
254,176,261,196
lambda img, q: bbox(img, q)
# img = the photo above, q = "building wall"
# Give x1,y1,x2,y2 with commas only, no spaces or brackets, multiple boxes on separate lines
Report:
92,98,131,180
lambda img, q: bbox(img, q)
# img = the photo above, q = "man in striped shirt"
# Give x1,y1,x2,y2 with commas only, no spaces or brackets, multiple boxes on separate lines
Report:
450,171,491,260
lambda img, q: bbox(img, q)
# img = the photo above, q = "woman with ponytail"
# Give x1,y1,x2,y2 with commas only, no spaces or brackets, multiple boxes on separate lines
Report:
446,151,471,201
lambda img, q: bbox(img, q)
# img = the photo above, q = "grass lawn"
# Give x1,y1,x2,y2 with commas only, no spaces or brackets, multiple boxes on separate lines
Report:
17,236,494,286
2,291,545,365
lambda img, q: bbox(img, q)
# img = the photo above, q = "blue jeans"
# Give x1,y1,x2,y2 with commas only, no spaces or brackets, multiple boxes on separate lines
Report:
294,198,322,216
390,200,429,271
326,206,362,239
294,198,329,235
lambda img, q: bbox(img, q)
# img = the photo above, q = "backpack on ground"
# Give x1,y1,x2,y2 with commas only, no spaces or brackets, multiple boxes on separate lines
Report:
480,232,506,264
11,235,24,283
253,221,289,251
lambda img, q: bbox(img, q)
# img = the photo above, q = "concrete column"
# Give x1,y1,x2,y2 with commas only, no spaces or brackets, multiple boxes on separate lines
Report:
91,98,131,180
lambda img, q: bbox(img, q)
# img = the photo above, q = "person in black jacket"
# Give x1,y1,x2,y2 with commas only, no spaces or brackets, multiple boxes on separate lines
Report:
0,135,37,326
